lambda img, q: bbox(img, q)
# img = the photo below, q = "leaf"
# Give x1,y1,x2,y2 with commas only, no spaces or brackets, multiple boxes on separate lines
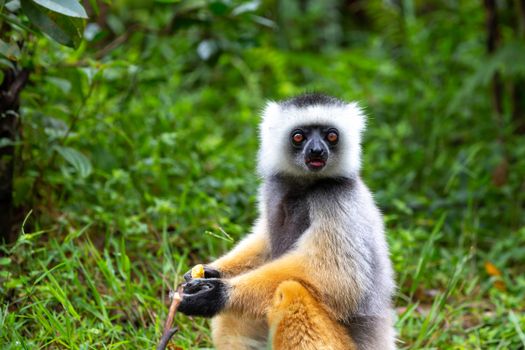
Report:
46,76,72,93
172,0,206,12
484,261,502,277
509,311,525,348
87,0,98,15
484,261,506,291
21,0,85,48
5,0,21,12
493,280,506,292
0,137,21,148
83,22,101,41
54,145,92,178
208,1,229,15
197,39,218,61
447,40,525,115
13,176,36,206
0,58,16,70
0,39,21,60
0,257,11,265
232,0,259,16
32,0,88,18
250,15,276,28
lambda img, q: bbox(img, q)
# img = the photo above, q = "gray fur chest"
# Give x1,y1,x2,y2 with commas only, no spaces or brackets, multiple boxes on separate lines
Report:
264,176,352,259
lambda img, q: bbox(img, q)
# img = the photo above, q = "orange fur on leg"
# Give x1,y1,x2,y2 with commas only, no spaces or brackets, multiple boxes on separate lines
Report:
211,312,268,350
228,253,315,319
268,281,356,350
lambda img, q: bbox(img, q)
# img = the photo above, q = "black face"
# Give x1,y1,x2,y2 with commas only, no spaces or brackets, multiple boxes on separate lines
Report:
290,125,339,172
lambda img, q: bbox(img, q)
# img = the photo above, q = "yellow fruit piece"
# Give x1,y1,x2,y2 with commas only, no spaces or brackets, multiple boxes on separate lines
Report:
191,264,205,279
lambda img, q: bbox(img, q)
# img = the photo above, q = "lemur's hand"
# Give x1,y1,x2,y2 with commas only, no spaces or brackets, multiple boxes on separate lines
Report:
178,278,229,317
183,265,221,282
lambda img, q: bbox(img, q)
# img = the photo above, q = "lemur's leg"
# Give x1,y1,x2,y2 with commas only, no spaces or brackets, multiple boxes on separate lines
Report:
268,281,356,350
224,253,325,318
211,313,267,350
179,253,363,347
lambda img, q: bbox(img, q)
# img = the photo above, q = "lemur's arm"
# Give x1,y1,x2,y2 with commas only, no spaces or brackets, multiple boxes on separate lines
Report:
185,219,270,280
179,253,319,318
209,224,270,278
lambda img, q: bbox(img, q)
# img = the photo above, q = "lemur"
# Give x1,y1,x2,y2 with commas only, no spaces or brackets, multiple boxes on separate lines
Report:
178,94,397,350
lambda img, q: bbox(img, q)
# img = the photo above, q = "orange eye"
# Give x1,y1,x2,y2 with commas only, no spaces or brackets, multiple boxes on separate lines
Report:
292,133,304,144
327,132,338,143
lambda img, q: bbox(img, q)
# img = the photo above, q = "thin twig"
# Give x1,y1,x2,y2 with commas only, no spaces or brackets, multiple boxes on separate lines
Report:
94,31,130,59
157,285,184,350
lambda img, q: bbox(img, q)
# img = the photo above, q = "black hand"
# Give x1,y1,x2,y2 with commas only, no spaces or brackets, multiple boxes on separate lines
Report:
178,278,229,317
183,265,221,282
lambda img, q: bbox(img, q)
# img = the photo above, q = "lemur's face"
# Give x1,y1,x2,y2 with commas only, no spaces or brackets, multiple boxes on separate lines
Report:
258,99,365,178
288,125,340,173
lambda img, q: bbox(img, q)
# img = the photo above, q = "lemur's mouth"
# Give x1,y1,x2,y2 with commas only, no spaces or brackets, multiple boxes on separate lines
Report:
305,158,326,170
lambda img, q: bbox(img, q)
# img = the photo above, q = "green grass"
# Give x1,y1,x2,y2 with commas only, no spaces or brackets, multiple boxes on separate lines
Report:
2,172,524,349
1,1,525,349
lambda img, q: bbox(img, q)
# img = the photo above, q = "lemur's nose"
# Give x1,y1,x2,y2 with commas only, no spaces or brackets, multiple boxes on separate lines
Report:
309,147,325,157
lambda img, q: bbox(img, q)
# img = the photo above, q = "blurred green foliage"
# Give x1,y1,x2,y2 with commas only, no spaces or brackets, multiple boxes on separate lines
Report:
1,0,524,349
